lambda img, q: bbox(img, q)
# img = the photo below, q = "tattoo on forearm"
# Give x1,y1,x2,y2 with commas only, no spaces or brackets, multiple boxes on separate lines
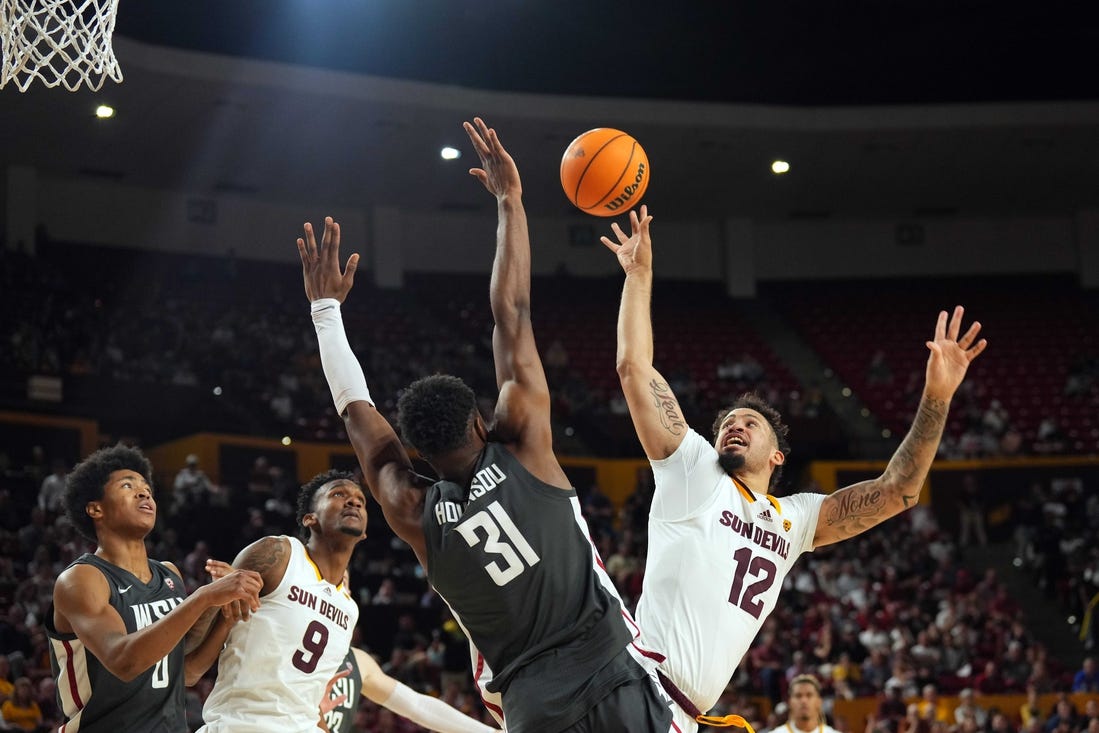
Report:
823,485,884,531
826,397,947,536
885,397,947,488
648,379,686,436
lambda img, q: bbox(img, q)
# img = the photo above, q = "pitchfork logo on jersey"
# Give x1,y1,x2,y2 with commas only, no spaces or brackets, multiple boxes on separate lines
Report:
783,519,792,532
165,578,175,590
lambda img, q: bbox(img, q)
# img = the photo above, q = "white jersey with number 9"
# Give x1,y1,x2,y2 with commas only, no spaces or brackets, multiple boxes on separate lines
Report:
199,536,358,733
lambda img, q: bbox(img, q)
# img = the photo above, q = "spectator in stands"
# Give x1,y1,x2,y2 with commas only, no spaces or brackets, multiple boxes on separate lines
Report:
1043,698,1078,733
0,677,42,732
973,661,1006,694
832,651,861,700
36,460,66,515
954,689,988,728
1073,657,1099,693
172,454,215,517
916,684,950,724
786,650,812,686
0,656,12,705
901,703,931,733
989,711,1017,733
581,484,615,540
1019,684,1044,728
876,681,908,729
957,474,988,547
866,350,894,386
1002,641,1032,692
1080,701,1098,731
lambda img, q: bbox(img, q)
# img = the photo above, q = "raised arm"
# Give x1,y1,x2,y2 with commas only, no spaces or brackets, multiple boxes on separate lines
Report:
464,118,552,450
814,305,987,547
602,206,688,460
52,563,260,682
297,217,428,561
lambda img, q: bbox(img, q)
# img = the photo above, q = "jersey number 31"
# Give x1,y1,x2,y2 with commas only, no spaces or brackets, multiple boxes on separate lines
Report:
457,502,541,586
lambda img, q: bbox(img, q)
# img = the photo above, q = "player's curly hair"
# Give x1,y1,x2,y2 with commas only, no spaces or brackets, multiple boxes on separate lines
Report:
397,374,478,459
64,444,153,542
711,392,792,490
296,469,358,540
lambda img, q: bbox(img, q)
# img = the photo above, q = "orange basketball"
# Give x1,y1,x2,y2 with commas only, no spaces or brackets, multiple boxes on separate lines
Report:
560,128,650,217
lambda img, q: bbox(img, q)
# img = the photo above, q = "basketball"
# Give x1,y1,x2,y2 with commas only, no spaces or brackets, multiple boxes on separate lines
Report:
560,128,650,217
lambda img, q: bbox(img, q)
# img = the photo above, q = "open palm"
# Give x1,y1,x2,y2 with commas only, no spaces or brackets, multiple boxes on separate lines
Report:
925,305,987,400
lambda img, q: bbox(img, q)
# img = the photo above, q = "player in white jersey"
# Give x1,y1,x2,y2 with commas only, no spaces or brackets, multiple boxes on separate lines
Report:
762,675,841,733
603,206,987,732
196,470,365,732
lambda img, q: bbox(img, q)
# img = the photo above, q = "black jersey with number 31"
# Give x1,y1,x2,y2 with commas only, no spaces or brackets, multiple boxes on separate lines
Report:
423,442,643,733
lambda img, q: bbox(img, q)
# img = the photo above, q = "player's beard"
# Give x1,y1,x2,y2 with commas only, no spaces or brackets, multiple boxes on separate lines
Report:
717,451,746,477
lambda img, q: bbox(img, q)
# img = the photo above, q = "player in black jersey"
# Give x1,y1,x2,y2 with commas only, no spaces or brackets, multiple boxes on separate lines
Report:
46,444,262,733
300,118,673,733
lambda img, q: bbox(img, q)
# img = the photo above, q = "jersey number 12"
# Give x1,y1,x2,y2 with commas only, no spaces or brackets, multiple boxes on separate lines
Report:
727,547,777,619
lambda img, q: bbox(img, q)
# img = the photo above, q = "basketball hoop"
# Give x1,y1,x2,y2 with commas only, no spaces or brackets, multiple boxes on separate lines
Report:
1,0,122,92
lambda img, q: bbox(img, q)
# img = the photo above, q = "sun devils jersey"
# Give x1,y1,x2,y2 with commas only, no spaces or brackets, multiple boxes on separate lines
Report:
638,429,825,722
46,554,188,733
199,536,358,733
423,442,648,733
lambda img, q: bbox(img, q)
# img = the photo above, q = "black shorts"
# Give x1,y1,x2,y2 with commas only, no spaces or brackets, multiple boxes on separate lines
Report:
559,672,674,733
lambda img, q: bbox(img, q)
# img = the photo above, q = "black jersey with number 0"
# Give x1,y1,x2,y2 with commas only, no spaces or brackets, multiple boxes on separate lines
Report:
46,554,188,733
422,442,643,733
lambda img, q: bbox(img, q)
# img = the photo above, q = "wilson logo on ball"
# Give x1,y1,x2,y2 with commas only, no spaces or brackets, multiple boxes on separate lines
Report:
603,162,647,212
560,128,650,217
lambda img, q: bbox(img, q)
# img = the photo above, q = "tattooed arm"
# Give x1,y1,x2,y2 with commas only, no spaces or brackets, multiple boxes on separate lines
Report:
602,207,689,460
231,536,292,597
814,306,986,547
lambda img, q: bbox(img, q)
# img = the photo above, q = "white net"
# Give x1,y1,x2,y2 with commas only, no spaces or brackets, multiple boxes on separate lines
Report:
1,0,121,92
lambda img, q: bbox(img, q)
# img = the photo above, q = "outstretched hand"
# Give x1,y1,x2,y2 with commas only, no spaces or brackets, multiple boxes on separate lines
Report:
464,117,522,199
925,305,987,400
297,216,359,303
600,205,653,276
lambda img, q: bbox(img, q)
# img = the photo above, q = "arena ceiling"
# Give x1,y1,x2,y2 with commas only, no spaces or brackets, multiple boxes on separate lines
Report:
3,0,1099,221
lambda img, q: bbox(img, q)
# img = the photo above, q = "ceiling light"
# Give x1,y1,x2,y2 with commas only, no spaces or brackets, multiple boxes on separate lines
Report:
771,159,790,174
440,146,461,160
95,104,115,119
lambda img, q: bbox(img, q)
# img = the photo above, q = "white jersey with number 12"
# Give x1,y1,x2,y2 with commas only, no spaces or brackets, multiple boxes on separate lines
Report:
637,429,824,718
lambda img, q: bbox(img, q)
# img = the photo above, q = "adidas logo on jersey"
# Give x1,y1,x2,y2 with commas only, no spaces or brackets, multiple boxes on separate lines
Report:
757,508,773,522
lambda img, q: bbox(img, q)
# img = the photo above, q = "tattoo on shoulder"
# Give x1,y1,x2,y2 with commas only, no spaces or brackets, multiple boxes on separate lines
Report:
823,485,886,533
242,537,286,575
648,379,686,437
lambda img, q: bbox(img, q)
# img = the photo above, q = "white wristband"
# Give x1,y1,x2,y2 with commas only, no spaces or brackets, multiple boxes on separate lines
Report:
382,681,497,733
310,298,373,415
